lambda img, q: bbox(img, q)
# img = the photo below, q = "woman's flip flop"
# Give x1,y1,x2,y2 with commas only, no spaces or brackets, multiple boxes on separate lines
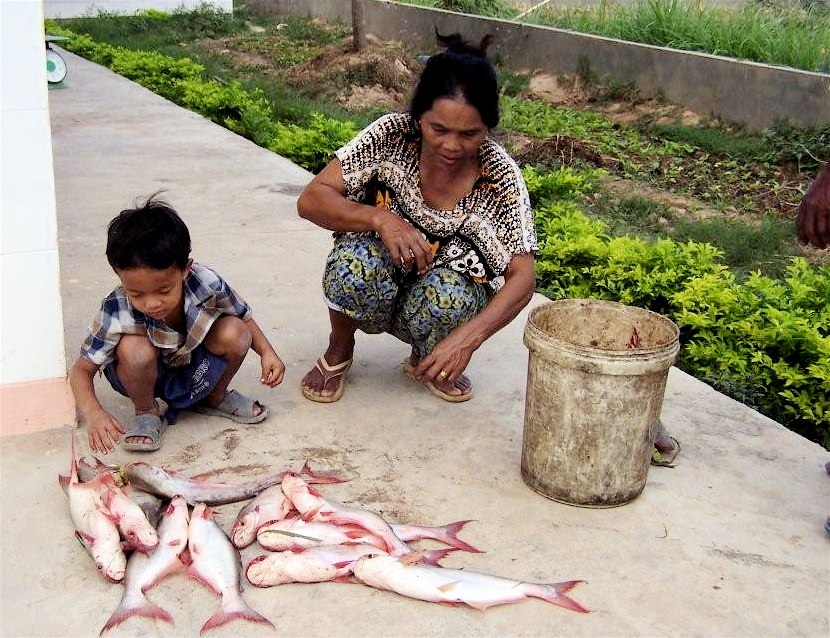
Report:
301,356,353,403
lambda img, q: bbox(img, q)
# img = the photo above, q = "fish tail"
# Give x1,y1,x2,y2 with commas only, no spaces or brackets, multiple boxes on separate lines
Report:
199,598,274,634
100,596,174,634
530,580,589,614
437,520,484,553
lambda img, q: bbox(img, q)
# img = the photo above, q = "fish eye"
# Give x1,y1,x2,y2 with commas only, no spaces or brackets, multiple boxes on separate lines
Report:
96,564,103,571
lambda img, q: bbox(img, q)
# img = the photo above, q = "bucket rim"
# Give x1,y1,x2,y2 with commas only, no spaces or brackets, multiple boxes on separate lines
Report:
527,298,680,356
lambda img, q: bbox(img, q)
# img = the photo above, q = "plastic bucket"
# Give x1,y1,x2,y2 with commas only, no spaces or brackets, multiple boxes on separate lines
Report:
521,299,680,507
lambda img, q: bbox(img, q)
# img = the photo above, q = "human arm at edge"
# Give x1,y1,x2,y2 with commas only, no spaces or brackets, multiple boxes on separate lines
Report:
69,357,125,453
244,317,285,387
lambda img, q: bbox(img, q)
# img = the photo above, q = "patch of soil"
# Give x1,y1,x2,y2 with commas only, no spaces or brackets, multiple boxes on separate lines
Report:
285,35,420,108
525,71,706,127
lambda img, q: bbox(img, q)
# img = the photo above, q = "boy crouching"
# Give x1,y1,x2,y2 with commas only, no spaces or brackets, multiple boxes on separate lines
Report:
69,195,284,453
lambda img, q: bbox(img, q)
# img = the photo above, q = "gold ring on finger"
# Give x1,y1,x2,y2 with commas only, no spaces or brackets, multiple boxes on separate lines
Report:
438,370,448,379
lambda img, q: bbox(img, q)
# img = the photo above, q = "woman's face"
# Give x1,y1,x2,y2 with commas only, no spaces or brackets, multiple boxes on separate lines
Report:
419,96,487,170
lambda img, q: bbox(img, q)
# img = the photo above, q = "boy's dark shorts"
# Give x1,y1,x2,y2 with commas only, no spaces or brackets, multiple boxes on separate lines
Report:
103,344,227,424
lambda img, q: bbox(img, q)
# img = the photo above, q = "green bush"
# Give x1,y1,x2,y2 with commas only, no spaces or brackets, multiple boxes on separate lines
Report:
528,168,830,447
269,114,359,173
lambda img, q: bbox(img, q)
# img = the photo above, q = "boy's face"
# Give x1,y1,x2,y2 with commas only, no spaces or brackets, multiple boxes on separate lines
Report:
116,260,192,325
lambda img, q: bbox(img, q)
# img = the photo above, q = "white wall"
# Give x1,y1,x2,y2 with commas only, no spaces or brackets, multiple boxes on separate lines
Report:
0,0,68,384
43,0,232,17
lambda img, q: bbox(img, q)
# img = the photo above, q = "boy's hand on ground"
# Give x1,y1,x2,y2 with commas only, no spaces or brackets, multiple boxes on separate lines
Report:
87,410,125,453
260,351,286,387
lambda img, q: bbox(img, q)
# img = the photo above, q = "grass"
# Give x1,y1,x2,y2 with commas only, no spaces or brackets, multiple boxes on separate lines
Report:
399,0,830,72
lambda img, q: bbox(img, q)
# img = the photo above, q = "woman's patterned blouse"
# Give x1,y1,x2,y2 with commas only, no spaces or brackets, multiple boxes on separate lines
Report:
335,112,537,292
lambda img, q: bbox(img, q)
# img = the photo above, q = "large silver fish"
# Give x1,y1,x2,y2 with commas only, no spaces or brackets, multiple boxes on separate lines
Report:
77,456,164,527
256,516,481,554
230,484,295,548
246,544,455,587
281,474,411,556
352,553,589,612
99,495,190,634
187,503,274,634
125,460,345,506
58,436,126,583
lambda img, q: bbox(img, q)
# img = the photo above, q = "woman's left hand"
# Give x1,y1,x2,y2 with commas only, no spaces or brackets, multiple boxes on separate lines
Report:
412,326,476,385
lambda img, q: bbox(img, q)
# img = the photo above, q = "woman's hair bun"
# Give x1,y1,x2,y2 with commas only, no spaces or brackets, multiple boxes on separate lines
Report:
435,30,493,58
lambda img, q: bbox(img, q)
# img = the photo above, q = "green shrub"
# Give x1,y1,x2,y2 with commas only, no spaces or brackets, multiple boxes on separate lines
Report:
269,114,358,173
529,168,829,446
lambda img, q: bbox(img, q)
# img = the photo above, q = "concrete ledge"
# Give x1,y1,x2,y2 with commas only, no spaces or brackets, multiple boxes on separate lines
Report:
0,376,75,436
247,0,830,129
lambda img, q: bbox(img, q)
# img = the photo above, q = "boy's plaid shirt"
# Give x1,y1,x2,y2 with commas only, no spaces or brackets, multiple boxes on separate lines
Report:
80,263,252,368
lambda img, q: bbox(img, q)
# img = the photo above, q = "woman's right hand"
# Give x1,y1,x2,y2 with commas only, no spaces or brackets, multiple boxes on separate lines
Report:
373,208,434,273
86,409,125,454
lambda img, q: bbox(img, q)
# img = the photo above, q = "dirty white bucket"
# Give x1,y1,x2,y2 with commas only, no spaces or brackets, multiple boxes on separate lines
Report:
522,299,680,507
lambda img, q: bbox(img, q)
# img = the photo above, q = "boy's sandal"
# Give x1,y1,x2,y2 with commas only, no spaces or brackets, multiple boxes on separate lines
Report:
192,389,270,424
123,412,168,453
302,356,353,403
402,359,473,403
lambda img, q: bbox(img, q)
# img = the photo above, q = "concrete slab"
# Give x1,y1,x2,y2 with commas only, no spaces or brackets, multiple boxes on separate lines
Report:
1,50,828,637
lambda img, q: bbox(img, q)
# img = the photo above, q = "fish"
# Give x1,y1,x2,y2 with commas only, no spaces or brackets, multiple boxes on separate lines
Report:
230,484,295,548
281,474,411,556
352,553,589,612
256,516,480,554
99,474,158,552
246,544,455,587
125,460,345,506
77,456,164,527
187,503,274,634
99,495,190,634
58,434,126,583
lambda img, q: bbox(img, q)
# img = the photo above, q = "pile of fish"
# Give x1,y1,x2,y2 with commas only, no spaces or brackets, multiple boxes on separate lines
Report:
61,436,588,635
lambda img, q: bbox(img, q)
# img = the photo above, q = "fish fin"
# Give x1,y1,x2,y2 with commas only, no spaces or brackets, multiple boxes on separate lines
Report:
100,596,174,634
298,460,348,485
142,559,185,592
306,484,324,498
186,567,221,596
199,601,274,635
437,581,461,593
421,548,458,566
438,601,462,608
332,561,354,569
300,507,321,522
462,599,490,611
75,530,95,545
399,551,429,566
58,473,70,492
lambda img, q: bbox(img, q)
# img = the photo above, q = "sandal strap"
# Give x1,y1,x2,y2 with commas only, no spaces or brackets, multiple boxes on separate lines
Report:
315,356,352,384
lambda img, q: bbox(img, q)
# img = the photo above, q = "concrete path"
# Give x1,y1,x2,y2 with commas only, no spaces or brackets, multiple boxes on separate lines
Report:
1,50,828,638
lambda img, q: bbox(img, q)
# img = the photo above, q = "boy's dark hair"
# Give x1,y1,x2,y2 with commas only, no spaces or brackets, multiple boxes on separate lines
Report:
106,194,191,271
410,32,499,129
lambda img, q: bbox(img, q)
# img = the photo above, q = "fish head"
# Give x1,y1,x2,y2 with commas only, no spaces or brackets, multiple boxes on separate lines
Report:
95,548,127,583
128,526,159,551
351,553,398,585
